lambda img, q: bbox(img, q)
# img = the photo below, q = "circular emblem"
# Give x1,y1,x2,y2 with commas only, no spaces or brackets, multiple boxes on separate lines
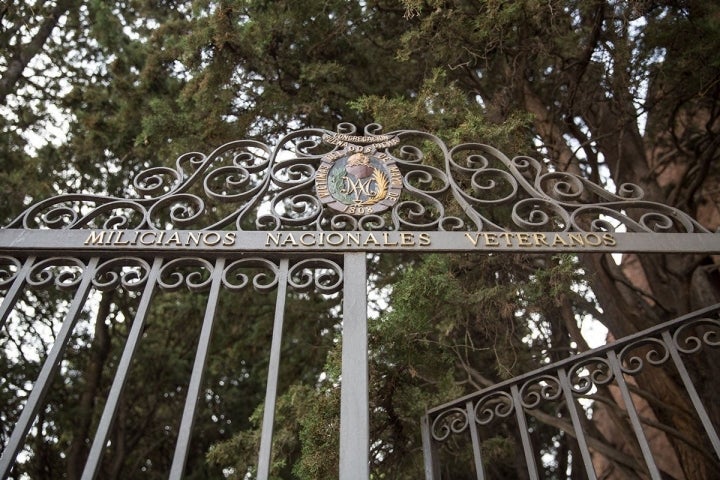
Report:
316,149,402,216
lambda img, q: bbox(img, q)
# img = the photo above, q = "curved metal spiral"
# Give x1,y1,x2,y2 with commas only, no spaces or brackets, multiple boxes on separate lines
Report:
133,165,184,196
672,317,720,354
430,407,469,442
26,257,88,291
567,356,614,394
157,258,215,293
146,194,206,230
93,258,153,292
0,256,22,291
222,258,279,293
473,391,515,426
512,198,571,231
288,258,343,294
618,337,670,375
519,375,563,409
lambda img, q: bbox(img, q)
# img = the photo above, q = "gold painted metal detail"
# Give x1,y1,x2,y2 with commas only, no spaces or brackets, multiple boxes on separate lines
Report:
316,133,403,216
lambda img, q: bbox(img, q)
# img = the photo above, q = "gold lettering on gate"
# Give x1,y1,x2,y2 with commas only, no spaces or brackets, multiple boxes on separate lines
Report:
462,232,617,249
81,230,617,250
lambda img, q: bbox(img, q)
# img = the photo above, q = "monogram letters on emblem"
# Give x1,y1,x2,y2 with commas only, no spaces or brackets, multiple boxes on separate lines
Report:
315,133,403,216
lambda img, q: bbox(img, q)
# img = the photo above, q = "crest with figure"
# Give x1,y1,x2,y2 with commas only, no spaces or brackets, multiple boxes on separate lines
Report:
315,133,403,216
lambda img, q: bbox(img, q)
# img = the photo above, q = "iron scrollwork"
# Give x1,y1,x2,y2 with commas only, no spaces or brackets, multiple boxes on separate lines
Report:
618,337,671,375
26,257,88,291
672,317,720,354
5,123,709,234
430,391,516,443
0,256,22,291
92,258,153,292
288,258,343,295
473,391,515,426
425,307,720,454
567,357,614,395
519,374,563,408
222,258,280,293
448,143,708,233
430,407,470,442
158,258,215,293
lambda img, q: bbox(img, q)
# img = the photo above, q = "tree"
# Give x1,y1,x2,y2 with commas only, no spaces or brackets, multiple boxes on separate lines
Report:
2,0,719,478
372,1,720,477
2,1,424,478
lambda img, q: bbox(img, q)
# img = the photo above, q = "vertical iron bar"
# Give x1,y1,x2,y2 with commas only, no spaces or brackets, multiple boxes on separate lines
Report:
421,414,439,480
557,368,597,480
465,400,485,480
661,330,720,459
81,257,163,480
606,351,662,480
339,252,368,480
510,385,539,480
0,257,100,478
168,257,226,480
256,258,289,480
0,256,35,328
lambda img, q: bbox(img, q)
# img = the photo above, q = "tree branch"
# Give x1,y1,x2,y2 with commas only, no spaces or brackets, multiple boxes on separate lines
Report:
0,0,78,106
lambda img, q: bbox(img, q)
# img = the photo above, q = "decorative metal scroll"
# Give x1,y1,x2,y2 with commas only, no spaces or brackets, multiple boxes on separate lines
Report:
0,253,345,479
4,123,711,235
2,124,719,480
422,305,720,480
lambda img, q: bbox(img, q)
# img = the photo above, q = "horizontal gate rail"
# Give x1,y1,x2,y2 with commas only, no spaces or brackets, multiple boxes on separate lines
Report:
2,229,720,255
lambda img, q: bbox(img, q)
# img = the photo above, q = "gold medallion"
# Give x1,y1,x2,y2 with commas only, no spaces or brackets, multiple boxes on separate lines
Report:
316,134,402,216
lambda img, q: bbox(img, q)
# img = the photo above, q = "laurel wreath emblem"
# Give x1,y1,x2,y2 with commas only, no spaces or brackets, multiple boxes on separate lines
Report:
362,168,389,206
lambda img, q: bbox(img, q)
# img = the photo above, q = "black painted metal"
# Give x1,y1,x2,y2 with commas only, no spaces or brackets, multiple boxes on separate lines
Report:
422,305,720,479
0,123,718,479
81,257,163,480
1,257,100,476
0,123,713,237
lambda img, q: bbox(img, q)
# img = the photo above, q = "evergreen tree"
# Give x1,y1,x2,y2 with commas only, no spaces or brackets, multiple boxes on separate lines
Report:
1,0,719,478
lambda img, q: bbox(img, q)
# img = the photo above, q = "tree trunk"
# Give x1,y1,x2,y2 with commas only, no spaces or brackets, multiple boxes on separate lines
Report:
66,291,113,479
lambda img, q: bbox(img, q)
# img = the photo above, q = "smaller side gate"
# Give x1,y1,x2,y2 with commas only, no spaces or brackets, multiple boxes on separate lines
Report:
422,305,720,479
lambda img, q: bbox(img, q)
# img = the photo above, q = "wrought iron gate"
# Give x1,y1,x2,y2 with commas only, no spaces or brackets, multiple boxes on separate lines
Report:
0,124,718,479
421,304,720,479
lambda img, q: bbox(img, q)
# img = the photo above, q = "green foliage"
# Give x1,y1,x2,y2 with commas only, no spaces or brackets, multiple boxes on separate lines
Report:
352,69,534,151
3,0,720,478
